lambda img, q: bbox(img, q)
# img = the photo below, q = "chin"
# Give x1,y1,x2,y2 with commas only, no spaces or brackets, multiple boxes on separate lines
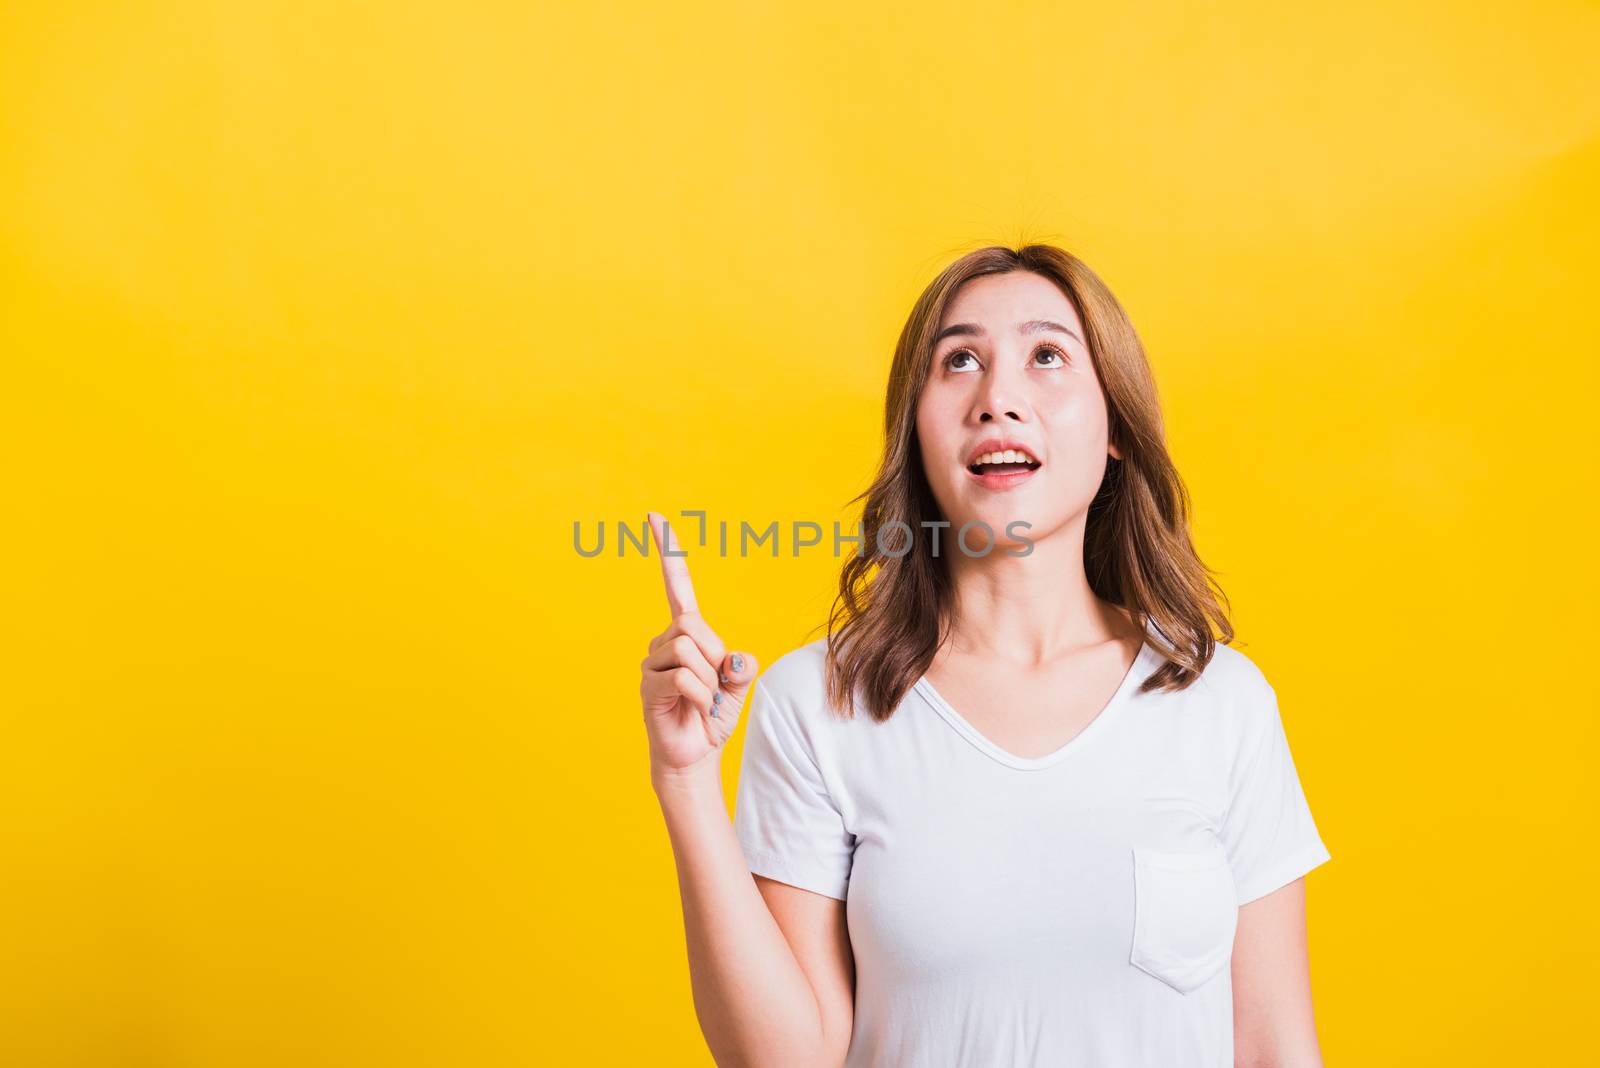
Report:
936,504,1035,554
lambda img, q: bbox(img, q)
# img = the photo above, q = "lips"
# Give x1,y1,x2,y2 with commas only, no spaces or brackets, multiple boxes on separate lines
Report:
963,436,1042,491
964,437,1042,474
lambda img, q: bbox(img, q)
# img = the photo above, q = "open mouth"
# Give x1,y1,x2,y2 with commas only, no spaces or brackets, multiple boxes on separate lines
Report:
966,450,1042,477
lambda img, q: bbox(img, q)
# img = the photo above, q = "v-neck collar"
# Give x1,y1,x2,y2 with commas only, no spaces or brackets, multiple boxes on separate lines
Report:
912,639,1156,771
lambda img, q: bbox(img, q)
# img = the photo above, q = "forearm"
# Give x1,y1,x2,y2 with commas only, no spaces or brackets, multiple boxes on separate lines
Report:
653,763,830,1068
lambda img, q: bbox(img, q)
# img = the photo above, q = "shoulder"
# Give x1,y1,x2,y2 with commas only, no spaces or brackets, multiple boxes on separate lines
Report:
757,636,832,702
1193,641,1276,703
752,637,853,736
1189,642,1282,742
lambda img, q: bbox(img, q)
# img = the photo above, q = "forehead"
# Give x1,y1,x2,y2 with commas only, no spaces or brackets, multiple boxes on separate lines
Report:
936,271,1080,332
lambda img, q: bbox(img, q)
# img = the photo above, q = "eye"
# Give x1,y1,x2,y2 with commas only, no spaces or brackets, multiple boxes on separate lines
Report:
1032,343,1068,368
942,349,980,373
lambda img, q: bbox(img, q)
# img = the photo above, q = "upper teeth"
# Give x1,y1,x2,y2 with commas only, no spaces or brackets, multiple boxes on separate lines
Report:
974,450,1035,465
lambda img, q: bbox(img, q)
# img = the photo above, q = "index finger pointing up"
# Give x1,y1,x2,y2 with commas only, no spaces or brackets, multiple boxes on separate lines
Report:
647,511,699,618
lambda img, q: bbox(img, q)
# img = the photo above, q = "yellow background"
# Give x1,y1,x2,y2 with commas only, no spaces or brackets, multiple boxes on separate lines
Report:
4,2,1597,1064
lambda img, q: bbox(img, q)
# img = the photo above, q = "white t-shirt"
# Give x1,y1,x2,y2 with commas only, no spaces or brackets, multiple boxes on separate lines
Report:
731,628,1332,1068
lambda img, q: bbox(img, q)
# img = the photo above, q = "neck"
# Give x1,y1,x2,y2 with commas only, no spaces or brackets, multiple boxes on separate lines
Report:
938,515,1136,668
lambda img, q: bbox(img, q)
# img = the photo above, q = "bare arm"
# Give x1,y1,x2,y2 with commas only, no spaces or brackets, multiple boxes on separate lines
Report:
641,512,854,1067
1231,877,1325,1068
653,765,854,1067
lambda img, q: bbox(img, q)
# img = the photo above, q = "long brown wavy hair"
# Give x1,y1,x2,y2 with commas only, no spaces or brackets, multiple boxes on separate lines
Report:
818,242,1234,722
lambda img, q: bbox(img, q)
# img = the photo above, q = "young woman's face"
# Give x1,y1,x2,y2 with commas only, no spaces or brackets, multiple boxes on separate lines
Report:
915,270,1121,553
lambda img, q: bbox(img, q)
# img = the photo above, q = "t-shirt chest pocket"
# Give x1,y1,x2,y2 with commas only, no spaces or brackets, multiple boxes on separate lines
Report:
1129,840,1239,994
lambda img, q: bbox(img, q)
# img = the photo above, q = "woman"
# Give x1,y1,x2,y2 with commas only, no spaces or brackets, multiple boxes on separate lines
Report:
640,244,1332,1067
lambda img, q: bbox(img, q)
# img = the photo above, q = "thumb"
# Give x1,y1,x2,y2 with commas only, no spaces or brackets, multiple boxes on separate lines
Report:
717,649,760,712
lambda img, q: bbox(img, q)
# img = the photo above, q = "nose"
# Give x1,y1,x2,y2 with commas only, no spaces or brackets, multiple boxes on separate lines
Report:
973,365,1031,425
978,406,1025,424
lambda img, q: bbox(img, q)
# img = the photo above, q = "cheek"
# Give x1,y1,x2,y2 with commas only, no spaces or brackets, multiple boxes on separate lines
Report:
915,392,962,463
1037,384,1109,445
1034,390,1113,498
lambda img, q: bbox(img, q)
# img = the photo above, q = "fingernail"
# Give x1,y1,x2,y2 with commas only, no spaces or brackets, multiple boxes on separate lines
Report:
720,673,730,685
731,654,744,674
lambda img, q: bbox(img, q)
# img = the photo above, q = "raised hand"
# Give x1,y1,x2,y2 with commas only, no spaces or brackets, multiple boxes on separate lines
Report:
639,511,759,775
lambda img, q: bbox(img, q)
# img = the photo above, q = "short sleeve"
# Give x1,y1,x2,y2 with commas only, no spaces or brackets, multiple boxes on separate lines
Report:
1221,678,1332,906
732,677,856,901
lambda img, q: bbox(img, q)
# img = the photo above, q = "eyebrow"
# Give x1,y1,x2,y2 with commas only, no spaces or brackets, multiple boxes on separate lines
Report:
933,319,1083,345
